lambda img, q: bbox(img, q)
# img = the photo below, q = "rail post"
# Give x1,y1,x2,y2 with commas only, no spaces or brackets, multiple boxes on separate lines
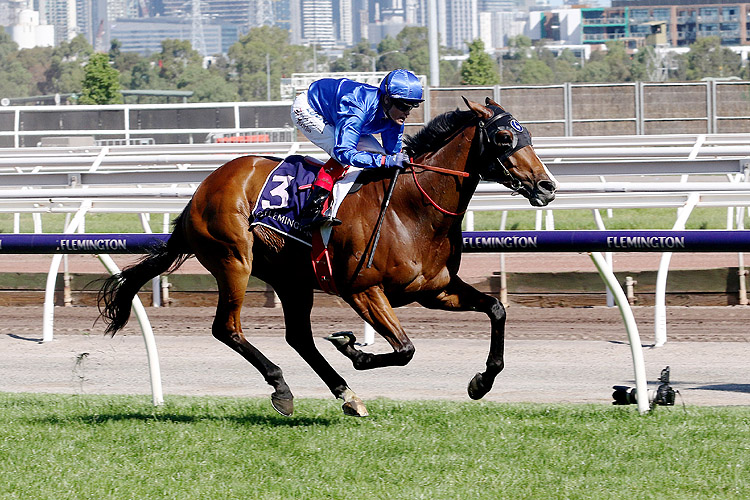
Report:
96,253,164,406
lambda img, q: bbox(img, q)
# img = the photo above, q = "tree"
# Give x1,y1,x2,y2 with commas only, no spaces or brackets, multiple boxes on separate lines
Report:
682,36,741,80
507,35,532,60
461,39,499,85
330,40,378,72
156,39,203,83
79,52,123,104
579,60,611,82
40,35,93,95
552,58,578,84
601,41,633,82
178,63,239,102
229,26,311,101
396,27,432,77
16,46,54,95
0,27,31,98
109,39,143,82
518,58,554,84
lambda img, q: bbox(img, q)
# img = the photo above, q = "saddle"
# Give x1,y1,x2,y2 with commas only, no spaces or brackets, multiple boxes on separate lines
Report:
250,155,363,296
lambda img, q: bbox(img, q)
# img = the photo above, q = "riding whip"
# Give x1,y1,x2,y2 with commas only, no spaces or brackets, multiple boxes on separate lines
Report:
366,166,401,268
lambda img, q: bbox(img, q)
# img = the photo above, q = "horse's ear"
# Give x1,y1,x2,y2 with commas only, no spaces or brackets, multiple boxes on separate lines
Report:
485,97,505,111
462,96,493,120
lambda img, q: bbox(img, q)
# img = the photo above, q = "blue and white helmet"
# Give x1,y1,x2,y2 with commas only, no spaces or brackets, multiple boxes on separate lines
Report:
379,69,424,103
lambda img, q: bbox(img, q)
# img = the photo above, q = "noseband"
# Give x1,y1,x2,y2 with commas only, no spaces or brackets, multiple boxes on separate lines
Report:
476,108,533,193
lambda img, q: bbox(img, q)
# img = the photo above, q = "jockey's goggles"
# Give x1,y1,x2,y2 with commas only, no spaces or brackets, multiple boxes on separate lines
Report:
391,98,420,112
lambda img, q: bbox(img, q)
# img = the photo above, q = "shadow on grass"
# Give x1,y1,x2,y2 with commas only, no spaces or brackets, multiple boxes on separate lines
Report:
35,411,335,427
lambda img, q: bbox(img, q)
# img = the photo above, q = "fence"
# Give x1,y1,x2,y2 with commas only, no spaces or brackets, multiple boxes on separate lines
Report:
4,80,750,146
6,229,748,413
0,136,749,346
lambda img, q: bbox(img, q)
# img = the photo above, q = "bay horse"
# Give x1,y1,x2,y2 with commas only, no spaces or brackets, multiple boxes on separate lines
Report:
97,97,557,417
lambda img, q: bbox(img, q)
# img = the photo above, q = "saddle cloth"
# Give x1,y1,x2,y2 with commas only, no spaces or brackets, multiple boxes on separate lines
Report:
250,155,363,295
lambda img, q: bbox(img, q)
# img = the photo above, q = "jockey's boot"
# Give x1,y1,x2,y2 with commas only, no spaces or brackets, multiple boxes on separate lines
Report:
298,185,342,229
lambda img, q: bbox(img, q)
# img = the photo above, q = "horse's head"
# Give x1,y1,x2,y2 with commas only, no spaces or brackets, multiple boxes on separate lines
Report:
463,97,557,207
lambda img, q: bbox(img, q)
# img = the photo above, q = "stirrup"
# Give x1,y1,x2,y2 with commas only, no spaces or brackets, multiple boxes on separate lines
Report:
302,213,342,229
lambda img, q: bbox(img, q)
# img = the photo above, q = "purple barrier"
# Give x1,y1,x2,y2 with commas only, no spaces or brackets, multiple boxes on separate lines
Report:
462,230,750,252
0,233,171,254
1,230,748,254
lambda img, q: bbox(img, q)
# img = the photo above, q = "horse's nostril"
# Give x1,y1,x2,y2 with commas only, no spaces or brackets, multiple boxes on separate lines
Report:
538,180,556,193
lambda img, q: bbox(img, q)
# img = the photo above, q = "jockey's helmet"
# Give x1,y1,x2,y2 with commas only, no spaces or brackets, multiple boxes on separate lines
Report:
379,69,424,106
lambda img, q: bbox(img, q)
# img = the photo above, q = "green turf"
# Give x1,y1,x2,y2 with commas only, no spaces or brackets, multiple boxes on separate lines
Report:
0,207,741,234
467,207,736,231
1,393,747,499
0,213,173,234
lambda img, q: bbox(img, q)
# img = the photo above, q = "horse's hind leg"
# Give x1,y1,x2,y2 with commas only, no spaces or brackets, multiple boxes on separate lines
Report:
329,287,416,370
273,282,368,417
419,276,506,400
210,263,295,416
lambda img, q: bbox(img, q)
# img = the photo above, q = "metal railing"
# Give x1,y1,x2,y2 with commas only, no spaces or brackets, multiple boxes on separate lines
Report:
4,80,750,147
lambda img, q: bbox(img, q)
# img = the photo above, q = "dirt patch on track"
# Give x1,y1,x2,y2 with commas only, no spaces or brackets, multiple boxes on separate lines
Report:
2,304,748,343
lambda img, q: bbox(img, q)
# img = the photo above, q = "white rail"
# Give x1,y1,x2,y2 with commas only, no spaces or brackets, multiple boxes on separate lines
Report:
1,133,750,177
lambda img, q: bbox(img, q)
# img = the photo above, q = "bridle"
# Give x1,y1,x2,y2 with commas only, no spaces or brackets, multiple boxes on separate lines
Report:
475,107,533,194
406,106,533,214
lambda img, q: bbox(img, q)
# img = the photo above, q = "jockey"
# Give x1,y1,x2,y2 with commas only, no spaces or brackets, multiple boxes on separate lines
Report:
290,68,424,228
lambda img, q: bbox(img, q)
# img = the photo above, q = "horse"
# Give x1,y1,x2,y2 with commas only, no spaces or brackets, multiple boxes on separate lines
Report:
97,97,557,417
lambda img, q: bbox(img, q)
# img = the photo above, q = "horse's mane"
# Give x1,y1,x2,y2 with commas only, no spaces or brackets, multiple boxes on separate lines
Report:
403,108,476,158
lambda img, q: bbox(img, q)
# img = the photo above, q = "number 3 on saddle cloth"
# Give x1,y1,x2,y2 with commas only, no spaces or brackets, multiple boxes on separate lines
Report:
250,155,361,295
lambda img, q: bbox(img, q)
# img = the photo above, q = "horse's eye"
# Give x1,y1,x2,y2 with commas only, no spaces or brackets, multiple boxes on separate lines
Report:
495,130,513,146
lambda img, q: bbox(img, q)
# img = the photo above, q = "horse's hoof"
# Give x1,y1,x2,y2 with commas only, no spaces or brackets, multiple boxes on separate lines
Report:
467,372,487,400
271,395,294,417
342,399,369,417
341,388,369,417
325,331,356,348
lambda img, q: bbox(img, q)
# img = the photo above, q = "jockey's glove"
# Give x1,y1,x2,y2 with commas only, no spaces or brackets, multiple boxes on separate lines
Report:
384,152,409,169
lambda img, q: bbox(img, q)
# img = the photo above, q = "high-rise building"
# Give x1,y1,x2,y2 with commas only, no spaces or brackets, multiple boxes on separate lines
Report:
273,0,291,31
445,0,478,50
584,2,750,47
43,0,77,44
290,0,335,47
110,16,237,54
337,0,353,45
161,0,251,30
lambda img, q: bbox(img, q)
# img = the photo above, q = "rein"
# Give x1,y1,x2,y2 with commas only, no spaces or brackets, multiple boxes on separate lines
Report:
408,162,468,217
408,162,470,178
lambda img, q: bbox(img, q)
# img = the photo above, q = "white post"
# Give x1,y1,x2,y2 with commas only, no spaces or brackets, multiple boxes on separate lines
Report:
499,211,508,307
42,201,91,343
465,211,474,231
592,209,615,307
162,213,172,307
362,322,375,346
654,193,698,347
737,206,748,306
139,213,161,307
589,251,650,415
97,253,164,406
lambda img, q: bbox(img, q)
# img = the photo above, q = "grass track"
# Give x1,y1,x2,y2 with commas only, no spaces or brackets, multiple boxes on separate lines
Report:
1,393,748,499
0,207,740,234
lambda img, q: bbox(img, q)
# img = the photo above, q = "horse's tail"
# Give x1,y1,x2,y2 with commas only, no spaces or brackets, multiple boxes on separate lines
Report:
97,203,194,336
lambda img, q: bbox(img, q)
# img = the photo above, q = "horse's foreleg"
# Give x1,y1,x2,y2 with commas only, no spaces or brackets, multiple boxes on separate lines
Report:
419,276,506,400
332,287,415,370
210,265,294,416
274,284,368,417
